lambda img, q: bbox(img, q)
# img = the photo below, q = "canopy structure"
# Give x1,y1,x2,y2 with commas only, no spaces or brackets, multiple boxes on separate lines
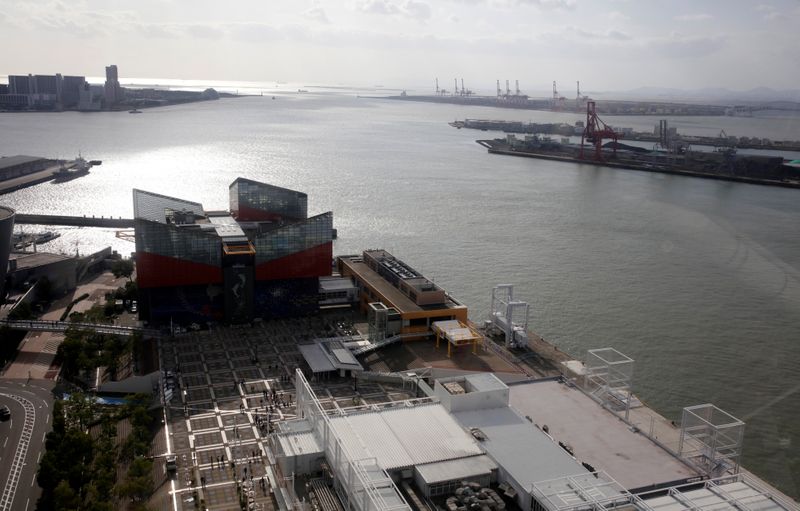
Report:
432,320,482,357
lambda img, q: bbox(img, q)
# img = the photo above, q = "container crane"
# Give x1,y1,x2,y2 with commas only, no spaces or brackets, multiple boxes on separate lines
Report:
580,101,620,162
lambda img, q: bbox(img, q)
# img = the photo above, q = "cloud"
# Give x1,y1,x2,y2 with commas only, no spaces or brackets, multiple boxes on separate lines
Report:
674,13,712,22
303,6,330,24
607,11,629,21
183,24,224,39
755,4,781,20
355,0,432,20
515,0,576,8
645,32,726,58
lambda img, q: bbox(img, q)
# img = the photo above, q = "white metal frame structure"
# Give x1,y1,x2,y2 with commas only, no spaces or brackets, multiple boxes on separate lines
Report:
678,404,745,478
583,348,634,421
294,369,411,511
633,473,796,511
489,284,530,348
529,471,634,511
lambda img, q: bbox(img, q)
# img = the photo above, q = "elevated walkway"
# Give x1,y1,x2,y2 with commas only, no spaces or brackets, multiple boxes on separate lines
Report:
14,214,135,228
0,319,163,338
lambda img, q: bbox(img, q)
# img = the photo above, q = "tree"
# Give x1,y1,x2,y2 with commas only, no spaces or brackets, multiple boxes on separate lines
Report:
111,259,134,282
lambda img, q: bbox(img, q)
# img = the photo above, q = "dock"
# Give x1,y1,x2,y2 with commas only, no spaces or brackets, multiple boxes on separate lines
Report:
0,160,68,195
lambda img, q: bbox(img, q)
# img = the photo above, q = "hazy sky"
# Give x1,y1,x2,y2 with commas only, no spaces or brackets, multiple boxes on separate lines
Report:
1,0,798,92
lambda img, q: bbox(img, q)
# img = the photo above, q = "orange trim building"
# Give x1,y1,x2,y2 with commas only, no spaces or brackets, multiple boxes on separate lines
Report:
337,250,468,340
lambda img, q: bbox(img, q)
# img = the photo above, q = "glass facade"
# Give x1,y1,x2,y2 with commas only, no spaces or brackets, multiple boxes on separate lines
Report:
230,178,308,221
135,219,221,268
254,278,319,319
253,212,332,266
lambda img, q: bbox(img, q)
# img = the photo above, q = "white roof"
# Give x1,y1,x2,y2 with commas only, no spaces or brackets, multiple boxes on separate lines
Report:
208,214,246,239
277,430,323,458
415,455,497,485
329,402,483,471
464,373,507,393
452,406,590,489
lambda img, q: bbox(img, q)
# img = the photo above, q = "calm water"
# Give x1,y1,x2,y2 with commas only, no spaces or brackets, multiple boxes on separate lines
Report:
1,91,798,498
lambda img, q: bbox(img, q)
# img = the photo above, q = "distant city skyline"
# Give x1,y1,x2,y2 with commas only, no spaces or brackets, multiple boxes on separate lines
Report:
0,0,798,92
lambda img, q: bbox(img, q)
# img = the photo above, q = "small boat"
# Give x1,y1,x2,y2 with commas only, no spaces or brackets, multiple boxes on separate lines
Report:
129,109,142,114
52,153,91,183
34,231,60,244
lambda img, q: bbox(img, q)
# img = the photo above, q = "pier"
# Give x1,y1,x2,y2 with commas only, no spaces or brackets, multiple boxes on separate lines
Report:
14,214,134,228
0,160,66,195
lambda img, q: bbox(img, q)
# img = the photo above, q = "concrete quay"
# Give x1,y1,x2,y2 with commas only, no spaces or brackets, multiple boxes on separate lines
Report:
0,161,67,195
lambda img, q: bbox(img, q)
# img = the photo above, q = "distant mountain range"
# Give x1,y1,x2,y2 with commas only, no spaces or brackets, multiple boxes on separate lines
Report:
603,86,800,106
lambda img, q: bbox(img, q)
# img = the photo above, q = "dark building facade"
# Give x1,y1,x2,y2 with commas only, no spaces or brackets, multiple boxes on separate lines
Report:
0,206,14,300
134,179,333,324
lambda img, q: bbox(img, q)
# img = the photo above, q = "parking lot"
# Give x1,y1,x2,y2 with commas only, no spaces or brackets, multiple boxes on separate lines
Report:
152,314,414,511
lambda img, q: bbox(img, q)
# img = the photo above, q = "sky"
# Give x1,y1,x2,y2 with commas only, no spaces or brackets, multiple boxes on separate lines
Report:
0,0,798,93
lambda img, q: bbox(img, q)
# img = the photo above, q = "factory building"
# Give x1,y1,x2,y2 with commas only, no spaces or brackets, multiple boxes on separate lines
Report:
337,250,469,340
133,178,333,324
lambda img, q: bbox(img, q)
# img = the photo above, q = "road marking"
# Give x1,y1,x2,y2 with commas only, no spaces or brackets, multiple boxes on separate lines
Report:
45,415,49,424
36,452,41,463
29,473,35,487
24,499,28,511
0,393,36,511
3,438,6,448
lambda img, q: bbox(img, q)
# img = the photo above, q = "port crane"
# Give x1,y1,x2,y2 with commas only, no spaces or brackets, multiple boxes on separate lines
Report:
580,101,620,162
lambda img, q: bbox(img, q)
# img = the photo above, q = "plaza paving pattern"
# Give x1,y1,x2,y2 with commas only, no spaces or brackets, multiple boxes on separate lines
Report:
152,316,414,511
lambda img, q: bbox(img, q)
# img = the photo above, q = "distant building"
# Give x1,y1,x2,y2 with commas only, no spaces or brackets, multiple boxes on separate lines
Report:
104,65,123,107
8,75,32,95
133,178,334,324
61,76,86,108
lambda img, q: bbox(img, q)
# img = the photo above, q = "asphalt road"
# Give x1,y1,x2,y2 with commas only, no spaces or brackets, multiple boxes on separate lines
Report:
0,379,54,511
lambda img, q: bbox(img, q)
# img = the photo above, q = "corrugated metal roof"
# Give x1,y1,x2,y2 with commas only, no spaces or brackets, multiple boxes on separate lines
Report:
298,344,335,373
329,403,483,471
277,431,323,458
415,455,497,484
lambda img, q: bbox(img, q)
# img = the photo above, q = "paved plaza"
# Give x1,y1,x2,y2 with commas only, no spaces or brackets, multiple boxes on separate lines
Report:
151,314,415,511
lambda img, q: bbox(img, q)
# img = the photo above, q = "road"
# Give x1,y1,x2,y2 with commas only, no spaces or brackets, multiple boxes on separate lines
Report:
0,380,54,511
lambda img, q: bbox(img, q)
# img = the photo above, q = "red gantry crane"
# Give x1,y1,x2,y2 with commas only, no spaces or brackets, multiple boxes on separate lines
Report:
580,101,620,161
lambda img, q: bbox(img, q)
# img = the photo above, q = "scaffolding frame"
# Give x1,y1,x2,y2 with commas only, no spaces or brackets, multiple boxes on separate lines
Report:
530,471,634,511
678,404,745,477
583,348,634,421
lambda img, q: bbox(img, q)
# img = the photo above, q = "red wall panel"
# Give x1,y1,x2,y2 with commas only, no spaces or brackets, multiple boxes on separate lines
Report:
137,252,223,288
255,242,332,281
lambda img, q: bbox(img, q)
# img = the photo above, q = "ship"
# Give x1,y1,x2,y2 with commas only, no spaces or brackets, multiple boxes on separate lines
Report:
128,109,142,114
52,154,91,183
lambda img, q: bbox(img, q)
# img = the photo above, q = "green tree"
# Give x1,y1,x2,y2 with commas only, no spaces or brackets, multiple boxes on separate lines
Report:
111,259,134,282
52,480,80,511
